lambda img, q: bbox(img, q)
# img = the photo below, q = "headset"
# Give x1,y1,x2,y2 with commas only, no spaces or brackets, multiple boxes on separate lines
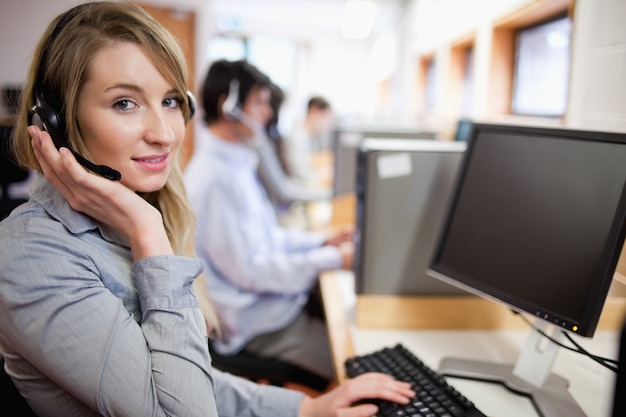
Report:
27,4,196,181
221,79,265,137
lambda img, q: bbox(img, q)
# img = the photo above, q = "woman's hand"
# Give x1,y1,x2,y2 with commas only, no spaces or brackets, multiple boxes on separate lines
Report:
298,372,415,417
29,125,173,259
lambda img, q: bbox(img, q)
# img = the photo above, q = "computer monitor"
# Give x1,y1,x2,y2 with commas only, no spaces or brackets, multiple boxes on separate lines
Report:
427,123,626,417
453,118,474,142
332,124,436,196
354,138,469,295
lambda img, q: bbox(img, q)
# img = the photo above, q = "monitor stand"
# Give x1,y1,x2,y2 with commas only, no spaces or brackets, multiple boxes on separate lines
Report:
438,322,588,417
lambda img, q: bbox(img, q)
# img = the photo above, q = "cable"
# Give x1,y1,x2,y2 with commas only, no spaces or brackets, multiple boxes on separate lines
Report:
561,331,618,371
513,310,618,373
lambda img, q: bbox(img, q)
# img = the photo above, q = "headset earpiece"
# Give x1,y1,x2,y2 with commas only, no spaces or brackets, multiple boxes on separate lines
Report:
187,90,196,120
222,79,241,121
28,103,64,151
30,4,121,181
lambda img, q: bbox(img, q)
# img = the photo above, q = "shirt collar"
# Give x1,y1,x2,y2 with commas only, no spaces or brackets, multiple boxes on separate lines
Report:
29,173,129,247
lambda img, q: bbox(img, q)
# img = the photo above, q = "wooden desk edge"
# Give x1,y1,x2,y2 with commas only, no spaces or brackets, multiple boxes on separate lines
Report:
321,271,626,382
320,271,354,383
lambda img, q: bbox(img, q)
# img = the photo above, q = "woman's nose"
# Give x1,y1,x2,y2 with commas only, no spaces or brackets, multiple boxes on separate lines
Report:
144,109,176,145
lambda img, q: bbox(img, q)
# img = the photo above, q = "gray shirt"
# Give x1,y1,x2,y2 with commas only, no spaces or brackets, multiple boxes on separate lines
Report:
252,134,330,207
0,173,303,416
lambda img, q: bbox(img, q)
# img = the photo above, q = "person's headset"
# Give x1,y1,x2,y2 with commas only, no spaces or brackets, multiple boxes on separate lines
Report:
27,4,196,181
221,79,264,137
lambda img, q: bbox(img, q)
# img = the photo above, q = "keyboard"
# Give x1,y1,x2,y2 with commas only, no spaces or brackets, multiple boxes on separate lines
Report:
344,344,488,417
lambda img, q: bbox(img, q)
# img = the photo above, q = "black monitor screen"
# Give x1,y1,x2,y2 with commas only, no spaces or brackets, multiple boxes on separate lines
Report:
429,123,626,337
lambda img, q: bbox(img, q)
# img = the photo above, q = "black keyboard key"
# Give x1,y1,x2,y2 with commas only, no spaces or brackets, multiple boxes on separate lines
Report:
345,344,488,417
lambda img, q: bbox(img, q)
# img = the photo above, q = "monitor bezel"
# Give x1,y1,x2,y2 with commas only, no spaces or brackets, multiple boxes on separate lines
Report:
427,123,626,337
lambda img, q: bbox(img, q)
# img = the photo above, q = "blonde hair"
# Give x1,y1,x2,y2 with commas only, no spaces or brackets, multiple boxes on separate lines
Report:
14,1,218,333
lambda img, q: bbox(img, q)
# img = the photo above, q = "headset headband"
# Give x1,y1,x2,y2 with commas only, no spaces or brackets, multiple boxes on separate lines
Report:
35,4,88,101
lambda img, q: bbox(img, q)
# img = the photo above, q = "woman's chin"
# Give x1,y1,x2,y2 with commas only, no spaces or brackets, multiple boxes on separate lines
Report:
123,177,168,194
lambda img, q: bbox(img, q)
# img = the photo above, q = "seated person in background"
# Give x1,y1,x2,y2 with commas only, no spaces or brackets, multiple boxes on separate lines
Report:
264,82,287,160
0,3,414,416
184,59,354,381
253,82,330,221
281,95,335,186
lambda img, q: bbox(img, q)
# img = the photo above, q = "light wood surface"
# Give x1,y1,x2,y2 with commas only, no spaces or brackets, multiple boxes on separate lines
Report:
355,287,626,331
307,193,356,232
355,295,527,330
309,150,334,188
321,270,626,383
320,272,355,383
327,193,356,229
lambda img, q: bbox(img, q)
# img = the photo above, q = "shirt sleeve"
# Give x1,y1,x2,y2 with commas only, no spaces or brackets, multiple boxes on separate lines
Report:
195,178,342,294
0,223,218,417
214,369,304,417
255,137,330,204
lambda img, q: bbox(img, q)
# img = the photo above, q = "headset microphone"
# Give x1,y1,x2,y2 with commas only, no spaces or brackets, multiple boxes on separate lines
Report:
221,79,265,138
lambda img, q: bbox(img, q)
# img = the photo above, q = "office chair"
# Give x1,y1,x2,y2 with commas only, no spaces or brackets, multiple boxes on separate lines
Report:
0,357,38,416
208,341,330,392
1,125,29,220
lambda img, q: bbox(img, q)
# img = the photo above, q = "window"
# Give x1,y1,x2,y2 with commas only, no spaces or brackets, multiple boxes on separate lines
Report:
246,37,296,89
207,36,296,90
425,58,438,110
207,36,246,62
511,15,572,117
461,45,474,116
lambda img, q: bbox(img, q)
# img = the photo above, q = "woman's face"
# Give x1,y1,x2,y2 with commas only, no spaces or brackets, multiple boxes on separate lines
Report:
78,41,185,193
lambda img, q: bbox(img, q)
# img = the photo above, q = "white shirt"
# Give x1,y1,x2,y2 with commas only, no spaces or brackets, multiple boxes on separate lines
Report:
184,131,342,354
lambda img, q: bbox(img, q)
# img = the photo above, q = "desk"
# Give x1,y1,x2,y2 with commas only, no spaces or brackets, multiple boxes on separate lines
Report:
321,271,620,417
307,193,356,232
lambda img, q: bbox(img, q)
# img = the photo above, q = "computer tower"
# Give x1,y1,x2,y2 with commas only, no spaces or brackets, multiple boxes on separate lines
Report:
353,138,468,295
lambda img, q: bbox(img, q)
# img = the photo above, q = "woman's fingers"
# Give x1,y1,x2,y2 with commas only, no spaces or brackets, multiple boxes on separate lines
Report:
344,373,414,404
29,124,125,220
27,118,171,259
299,372,415,417
336,403,379,417
30,125,76,201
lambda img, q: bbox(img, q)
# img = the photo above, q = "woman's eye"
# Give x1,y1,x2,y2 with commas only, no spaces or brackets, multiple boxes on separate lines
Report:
164,97,182,109
113,99,136,111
